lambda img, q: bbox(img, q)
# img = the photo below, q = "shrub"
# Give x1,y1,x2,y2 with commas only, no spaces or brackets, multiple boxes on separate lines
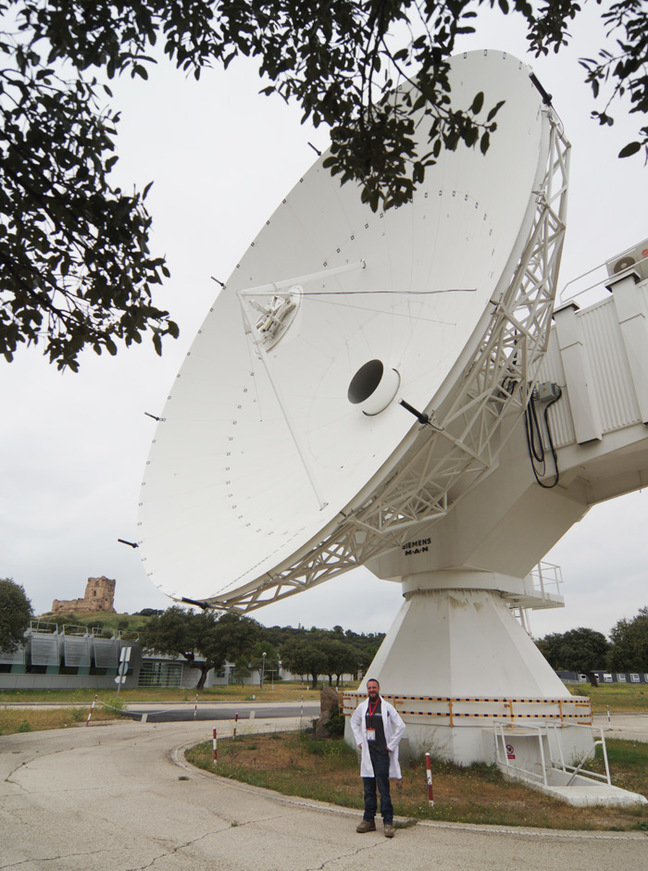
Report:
327,705,345,737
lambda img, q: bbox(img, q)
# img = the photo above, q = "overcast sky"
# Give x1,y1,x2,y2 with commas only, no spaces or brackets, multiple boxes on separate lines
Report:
1,7,646,640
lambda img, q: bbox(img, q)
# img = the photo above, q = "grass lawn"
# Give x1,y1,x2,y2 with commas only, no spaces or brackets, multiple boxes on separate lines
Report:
1,679,646,709
0,681,323,706
0,682,323,734
185,730,648,832
572,682,648,714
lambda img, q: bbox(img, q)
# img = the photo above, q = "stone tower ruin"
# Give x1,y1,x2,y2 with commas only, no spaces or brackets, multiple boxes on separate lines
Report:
51,576,116,614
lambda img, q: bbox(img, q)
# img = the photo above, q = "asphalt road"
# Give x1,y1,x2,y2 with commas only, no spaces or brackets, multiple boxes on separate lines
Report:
1,714,647,870
122,701,320,723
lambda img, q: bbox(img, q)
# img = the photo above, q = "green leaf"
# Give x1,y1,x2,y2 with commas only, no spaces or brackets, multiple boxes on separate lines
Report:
487,100,506,122
618,141,641,158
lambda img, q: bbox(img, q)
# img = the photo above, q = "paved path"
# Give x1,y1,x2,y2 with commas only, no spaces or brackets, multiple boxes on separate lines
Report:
593,712,648,743
1,716,646,870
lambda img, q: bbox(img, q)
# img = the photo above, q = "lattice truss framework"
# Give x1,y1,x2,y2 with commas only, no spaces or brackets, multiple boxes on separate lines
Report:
208,109,570,614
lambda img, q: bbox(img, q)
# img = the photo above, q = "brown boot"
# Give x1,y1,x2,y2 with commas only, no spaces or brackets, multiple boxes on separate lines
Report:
356,819,376,833
384,823,396,838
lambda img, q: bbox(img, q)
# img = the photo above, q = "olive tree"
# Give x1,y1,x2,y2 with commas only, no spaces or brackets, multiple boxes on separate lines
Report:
139,605,260,690
537,626,610,687
608,607,648,672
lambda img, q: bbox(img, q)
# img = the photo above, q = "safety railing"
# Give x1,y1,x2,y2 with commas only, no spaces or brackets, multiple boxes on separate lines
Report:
342,692,592,727
493,719,611,787
530,561,563,599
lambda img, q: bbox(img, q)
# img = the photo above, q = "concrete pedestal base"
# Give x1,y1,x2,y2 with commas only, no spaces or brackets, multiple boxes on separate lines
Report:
345,584,594,765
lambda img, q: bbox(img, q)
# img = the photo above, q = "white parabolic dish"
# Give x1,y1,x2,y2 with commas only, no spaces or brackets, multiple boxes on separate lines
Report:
139,50,554,606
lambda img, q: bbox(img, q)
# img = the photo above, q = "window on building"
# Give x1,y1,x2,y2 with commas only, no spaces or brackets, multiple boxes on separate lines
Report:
138,661,183,688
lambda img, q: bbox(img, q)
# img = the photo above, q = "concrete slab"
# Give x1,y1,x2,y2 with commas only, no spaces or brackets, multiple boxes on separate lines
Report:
540,783,647,807
593,712,648,743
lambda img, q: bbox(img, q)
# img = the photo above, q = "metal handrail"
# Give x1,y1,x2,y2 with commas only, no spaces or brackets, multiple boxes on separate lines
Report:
493,719,611,787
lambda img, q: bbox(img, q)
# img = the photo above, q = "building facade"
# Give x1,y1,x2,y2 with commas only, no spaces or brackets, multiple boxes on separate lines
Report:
0,621,228,691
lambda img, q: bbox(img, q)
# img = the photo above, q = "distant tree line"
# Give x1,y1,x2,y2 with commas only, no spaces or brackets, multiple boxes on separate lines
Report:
0,580,384,691
536,607,648,686
3,579,647,691
135,608,384,690
105,601,648,689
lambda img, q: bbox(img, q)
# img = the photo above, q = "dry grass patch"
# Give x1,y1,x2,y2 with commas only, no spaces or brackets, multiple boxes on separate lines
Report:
0,682,324,705
0,705,122,734
186,731,648,832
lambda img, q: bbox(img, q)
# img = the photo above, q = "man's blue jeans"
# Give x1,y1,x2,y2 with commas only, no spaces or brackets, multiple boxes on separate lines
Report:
362,748,393,824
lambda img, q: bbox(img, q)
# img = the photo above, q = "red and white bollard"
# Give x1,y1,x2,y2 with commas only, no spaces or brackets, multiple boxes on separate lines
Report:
233,712,239,738
425,752,434,806
85,694,98,727
212,728,218,766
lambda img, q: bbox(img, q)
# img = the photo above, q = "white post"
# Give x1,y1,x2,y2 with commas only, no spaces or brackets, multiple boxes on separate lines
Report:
261,652,267,697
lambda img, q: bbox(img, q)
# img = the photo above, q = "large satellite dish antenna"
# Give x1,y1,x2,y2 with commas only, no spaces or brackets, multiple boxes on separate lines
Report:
139,51,567,613
138,53,648,804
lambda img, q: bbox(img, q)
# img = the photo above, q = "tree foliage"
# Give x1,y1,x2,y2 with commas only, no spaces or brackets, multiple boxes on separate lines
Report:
319,637,364,687
1,0,178,370
281,638,329,689
537,626,610,686
279,627,370,688
249,640,281,675
0,577,33,652
2,1,646,368
608,606,648,671
578,0,648,159
138,605,260,690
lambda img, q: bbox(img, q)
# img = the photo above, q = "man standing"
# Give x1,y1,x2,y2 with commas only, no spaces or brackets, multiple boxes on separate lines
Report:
350,678,406,838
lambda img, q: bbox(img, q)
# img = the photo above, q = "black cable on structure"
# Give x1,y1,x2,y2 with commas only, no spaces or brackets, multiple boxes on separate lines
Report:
524,387,562,489
181,596,210,610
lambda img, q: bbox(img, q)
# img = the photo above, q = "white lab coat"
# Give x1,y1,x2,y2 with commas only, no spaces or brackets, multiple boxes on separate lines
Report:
351,696,406,779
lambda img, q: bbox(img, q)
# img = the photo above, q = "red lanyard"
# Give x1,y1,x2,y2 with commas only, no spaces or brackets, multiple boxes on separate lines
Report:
367,698,379,723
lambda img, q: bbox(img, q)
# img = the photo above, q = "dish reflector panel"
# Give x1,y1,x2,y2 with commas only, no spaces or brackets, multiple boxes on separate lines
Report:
139,51,552,605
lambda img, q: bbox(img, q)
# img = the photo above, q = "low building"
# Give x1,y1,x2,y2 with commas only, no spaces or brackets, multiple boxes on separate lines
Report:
0,621,230,691
556,670,648,684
